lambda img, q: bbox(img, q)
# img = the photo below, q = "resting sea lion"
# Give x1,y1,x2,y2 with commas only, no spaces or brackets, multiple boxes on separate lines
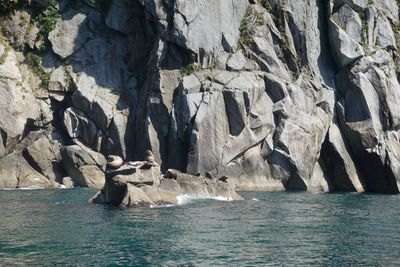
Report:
164,169,180,179
107,155,124,169
145,150,159,166
218,176,228,183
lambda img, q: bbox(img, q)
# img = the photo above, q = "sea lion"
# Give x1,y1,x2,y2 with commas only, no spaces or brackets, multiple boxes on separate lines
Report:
107,155,124,169
144,150,159,166
164,169,180,180
126,161,146,168
218,176,228,183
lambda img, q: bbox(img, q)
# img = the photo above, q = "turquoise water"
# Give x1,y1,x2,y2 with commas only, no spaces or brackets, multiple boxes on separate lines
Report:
0,189,400,266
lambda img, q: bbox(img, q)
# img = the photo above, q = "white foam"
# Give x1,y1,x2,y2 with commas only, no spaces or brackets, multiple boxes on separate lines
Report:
251,198,260,201
17,186,45,190
176,194,233,205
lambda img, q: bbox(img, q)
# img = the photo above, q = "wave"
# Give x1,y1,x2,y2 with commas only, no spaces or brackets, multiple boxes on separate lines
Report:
176,194,234,205
0,186,45,190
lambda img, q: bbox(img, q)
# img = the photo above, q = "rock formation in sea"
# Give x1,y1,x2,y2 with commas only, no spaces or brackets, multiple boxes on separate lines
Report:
1,0,400,193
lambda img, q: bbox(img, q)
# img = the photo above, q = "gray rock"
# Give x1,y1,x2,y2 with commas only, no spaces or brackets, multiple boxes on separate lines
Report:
145,0,248,66
105,0,134,33
106,166,161,186
321,124,365,192
328,18,365,67
370,0,399,22
3,10,39,50
365,6,378,51
374,12,397,49
60,144,106,188
23,135,64,182
226,50,246,71
334,0,368,12
309,161,329,193
181,74,201,94
0,45,42,149
62,177,75,188
0,152,57,189
63,107,100,149
91,166,242,208
121,184,155,208
268,84,331,190
251,37,291,81
264,73,288,103
49,10,90,58
48,66,73,92
332,4,362,43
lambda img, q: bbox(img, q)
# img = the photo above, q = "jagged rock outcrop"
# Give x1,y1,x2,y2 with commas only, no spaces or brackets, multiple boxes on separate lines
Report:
90,167,242,208
1,0,400,194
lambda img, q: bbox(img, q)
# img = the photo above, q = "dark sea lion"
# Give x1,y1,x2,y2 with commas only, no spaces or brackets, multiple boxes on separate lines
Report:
218,176,228,183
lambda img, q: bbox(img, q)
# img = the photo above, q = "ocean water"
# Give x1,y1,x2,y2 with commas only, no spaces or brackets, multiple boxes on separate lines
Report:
0,189,399,266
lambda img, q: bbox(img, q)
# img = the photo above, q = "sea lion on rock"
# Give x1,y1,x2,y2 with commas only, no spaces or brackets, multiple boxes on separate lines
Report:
218,176,228,183
107,155,124,169
145,150,159,166
126,161,146,168
164,169,180,180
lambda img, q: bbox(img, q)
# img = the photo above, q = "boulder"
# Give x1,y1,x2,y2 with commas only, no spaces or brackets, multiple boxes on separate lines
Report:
48,66,73,93
49,10,90,58
106,166,161,186
60,144,106,188
2,10,39,50
23,135,65,182
334,0,368,12
90,168,242,208
374,12,397,49
268,83,331,190
332,4,362,43
63,107,100,149
121,184,155,208
0,45,42,151
226,50,246,71
0,152,57,189
328,18,364,67
320,124,365,192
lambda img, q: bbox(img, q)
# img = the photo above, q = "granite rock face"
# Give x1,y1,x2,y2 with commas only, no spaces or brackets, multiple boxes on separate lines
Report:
1,0,400,193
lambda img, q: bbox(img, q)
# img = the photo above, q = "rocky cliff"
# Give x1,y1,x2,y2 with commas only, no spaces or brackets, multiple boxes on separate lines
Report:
1,0,400,193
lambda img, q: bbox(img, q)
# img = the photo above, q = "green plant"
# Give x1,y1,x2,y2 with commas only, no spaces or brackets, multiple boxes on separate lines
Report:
110,89,121,95
259,0,272,12
25,51,50,89
239,7,253,46
0,46,10,64
25,52,42,75
33,5,60,36
180,63,198,76
64,65,74,88
40,72,50,89
255,10,265,25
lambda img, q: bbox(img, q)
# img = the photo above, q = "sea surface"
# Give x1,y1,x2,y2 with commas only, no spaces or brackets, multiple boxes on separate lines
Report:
0,189,399,266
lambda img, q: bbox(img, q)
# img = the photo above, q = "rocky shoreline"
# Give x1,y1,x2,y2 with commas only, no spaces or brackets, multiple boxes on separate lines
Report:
90,165,242,208
1,1,400,194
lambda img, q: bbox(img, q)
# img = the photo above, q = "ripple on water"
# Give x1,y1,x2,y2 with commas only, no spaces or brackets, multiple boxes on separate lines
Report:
0,189,400,266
